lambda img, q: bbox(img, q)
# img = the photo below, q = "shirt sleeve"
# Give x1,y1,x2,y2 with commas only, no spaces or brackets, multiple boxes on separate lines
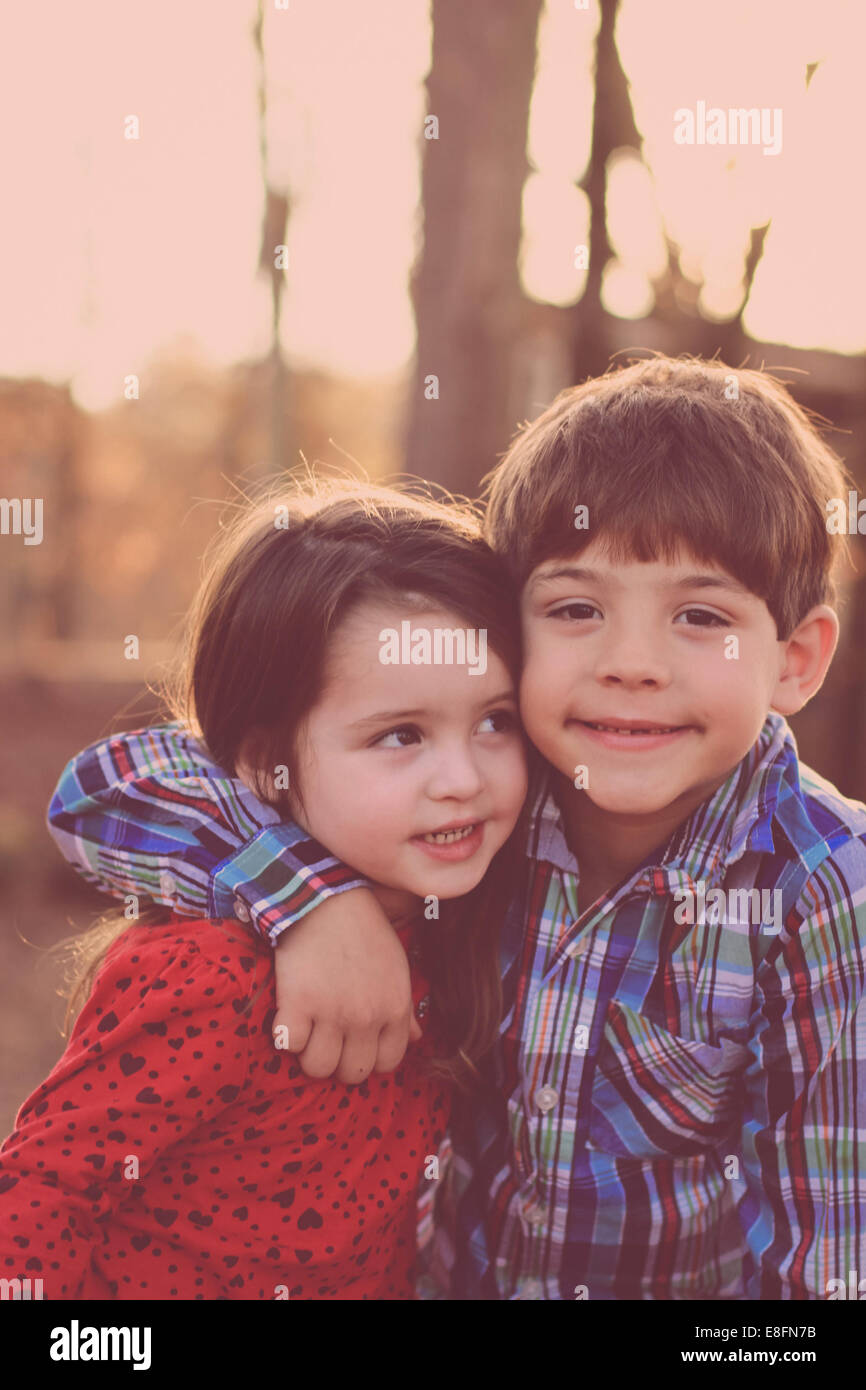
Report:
738,841,866,1299
46,722,368,946
0,933,253,1299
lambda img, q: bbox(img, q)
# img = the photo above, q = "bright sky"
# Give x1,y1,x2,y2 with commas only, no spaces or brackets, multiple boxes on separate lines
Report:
0,0,862,410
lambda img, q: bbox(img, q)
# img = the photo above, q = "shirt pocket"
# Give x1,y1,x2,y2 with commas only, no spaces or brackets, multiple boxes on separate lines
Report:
586,998,749,1160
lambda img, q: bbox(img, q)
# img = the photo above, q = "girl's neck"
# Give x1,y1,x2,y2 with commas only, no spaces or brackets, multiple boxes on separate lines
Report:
369,884,424,928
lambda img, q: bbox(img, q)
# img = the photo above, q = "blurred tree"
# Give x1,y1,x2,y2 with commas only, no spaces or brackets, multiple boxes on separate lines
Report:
405,0,543,496
571,0,640,385
253,1,293,479
572,0,770,381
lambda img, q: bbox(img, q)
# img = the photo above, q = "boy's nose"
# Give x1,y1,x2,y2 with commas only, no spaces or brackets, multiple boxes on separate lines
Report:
594,631,672,689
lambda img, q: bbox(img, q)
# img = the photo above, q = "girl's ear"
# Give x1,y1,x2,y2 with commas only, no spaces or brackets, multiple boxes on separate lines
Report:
236,728,299,818
235,729,268,795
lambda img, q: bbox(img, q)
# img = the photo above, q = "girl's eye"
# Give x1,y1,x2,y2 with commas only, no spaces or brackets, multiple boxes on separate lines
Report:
374,725,421,748
676,608,730,628
549,601,600,622
477,709,517,735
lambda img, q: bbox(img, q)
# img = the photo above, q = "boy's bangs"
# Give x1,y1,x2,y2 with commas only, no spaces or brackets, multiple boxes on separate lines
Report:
484,359,851,639
523,442,787,608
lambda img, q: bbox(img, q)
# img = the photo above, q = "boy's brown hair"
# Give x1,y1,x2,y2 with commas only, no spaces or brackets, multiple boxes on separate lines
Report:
482,356,852,638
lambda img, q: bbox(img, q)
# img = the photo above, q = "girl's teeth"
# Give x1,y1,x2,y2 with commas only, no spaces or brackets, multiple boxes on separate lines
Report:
422,824,477,844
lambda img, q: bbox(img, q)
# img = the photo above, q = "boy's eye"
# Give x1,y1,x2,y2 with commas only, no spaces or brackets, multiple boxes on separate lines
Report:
477,709,517,735
374,725,421,748
676,608,730,628
548,601,600,622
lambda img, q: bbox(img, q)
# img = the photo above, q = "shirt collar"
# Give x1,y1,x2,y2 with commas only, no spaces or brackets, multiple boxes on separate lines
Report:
526,712,798,896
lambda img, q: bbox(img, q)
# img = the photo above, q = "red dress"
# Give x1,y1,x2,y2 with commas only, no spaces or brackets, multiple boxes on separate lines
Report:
0,916,450,1299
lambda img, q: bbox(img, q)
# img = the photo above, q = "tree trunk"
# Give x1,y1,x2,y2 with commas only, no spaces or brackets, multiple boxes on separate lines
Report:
571,0,641,385
405,0,543,496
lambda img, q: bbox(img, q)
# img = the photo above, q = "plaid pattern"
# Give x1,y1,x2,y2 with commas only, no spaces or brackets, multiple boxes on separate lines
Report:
443,713,866,1299
46,722,367,945
47,715,866,1299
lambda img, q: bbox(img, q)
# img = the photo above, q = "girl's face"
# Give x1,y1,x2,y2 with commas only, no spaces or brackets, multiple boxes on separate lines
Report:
285,599,528,917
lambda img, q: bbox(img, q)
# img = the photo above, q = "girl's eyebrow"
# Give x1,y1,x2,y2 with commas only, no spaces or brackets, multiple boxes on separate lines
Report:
351,707,427,727
350,688,517,728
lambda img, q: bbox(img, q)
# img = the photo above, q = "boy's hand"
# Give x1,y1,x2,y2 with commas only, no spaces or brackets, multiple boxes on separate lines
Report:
272,887,421,1084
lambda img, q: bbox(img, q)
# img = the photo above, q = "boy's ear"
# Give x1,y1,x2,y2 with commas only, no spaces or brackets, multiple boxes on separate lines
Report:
770,604,839,716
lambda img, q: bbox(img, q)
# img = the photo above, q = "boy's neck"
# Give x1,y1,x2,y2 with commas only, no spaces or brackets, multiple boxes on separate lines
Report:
552,773,718,904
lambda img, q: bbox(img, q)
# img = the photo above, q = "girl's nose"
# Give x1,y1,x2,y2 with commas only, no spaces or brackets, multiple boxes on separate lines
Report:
426,744,486,801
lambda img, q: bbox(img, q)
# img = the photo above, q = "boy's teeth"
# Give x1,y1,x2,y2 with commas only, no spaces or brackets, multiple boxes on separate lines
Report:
589,723,676,734
422,823,477,844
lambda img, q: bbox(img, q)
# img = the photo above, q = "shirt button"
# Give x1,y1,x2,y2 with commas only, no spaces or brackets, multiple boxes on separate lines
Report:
534,1086,558,1113
525,1203,546,1226
520,1279,543,1299
233,898,251,922
159,871,176,898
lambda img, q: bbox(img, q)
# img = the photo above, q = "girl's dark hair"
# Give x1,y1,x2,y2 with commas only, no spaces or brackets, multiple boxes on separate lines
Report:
58,476,528,1092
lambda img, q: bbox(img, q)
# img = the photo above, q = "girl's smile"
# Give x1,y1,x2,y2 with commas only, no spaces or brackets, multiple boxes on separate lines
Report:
411,819,486,861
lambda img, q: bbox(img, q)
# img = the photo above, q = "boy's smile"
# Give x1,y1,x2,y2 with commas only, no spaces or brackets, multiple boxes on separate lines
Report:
519,538,838,883
575,719,693,750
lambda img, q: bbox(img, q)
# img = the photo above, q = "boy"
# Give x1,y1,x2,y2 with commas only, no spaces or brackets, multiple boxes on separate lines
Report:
47,357,866,1299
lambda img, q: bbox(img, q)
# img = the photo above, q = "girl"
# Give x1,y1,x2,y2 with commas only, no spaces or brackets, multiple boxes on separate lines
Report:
0,479,528,1300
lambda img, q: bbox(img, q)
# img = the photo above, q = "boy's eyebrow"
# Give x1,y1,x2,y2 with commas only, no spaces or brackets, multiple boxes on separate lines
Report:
529,564,750,597
350,689,517,727
671,573,751,596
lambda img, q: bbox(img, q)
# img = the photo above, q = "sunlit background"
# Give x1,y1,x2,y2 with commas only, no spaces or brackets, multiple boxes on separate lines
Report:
1,0,866,1132
2,0,864,405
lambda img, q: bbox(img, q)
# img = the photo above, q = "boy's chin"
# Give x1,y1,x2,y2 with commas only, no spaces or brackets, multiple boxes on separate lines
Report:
570,781,688,819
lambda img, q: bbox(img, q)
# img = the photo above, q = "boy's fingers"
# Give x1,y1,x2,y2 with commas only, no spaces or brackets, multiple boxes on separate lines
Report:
374,1018,412,1072
334,1029,380,1085
295,1021,344,1079
273,1010,313,1054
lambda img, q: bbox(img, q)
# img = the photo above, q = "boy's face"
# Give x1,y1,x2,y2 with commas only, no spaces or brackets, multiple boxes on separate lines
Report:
519,538,792,834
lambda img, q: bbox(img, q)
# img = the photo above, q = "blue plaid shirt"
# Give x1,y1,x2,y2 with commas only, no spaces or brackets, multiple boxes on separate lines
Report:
47,714,866,1299
47,722,368,944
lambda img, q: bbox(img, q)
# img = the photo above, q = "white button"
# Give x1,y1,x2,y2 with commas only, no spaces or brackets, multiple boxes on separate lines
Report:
233,898,251,922
520,1279,542,1298
159,871,176,898
534,1086,558,1112
525,1203,546,1226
